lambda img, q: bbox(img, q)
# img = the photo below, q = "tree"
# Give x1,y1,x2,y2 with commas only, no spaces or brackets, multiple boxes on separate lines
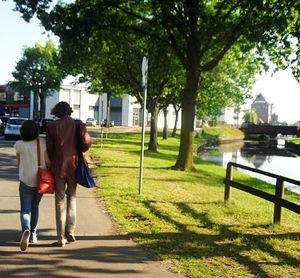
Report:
159,70,184,139
9,40,65,118
39,4,180,152
14,0,300,170
243,109,258,125
171,102,181,137
154,1,299,170
196,47,259,123
161,75,183,137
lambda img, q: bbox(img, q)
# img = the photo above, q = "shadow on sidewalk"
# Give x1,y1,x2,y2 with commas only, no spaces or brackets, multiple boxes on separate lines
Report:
0,229,132,244
0,152,18,181
0,230,158,278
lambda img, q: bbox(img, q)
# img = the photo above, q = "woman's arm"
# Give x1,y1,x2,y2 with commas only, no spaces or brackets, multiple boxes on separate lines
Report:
16,153,20,167
44,150,51,168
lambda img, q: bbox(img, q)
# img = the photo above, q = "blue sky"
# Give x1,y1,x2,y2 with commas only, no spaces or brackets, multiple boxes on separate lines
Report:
1,1,300,123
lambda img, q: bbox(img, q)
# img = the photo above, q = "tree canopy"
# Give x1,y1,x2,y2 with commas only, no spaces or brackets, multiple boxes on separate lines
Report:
243,109,258,125
36,5,182,151
196,46,260,123
9,40,65,118
14,0,300,170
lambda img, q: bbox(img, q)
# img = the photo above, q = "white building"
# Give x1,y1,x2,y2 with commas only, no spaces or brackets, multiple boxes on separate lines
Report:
216,107,245,126
44,84,181,129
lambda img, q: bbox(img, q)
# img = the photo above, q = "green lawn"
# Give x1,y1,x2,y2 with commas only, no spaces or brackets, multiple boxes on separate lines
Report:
90,131,300,278
286,138,300,145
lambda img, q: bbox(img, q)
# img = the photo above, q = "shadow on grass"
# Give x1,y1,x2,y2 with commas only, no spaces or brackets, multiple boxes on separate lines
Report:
95,134,180,153
142,167,226,188
126,200,300,277
124,149,179,164
97,139,180,164
93,131,300,276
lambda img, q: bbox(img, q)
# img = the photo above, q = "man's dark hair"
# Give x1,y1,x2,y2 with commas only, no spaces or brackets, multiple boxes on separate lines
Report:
51,101,73,118
20,120,39,141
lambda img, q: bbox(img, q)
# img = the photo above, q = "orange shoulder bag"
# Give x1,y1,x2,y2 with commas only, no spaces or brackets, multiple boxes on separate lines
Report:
36,138,54,194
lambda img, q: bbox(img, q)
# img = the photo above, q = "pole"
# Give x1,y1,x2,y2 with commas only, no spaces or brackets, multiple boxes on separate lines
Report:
30,91,34,119
139,57,148,195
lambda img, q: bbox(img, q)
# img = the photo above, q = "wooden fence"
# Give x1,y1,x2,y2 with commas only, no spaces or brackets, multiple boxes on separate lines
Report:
224,162,300,224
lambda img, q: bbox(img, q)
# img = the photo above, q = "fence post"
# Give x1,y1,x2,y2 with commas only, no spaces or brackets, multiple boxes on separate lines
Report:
224,163,233,202
273,178,284,225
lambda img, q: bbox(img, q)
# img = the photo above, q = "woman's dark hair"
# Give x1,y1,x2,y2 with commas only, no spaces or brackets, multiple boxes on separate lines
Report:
20,120,39,141
50,101,73,118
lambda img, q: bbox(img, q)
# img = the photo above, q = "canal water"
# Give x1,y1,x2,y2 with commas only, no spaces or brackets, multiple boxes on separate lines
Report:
199,139,300,195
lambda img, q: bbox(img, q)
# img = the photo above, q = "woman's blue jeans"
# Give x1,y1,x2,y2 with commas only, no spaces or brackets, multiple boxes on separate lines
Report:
19,181,43,237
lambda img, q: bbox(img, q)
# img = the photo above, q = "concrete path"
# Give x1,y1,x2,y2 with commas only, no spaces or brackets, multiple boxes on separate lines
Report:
0,137,183,277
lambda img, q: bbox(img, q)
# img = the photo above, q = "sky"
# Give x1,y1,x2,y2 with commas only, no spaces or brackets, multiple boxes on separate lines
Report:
1,1,300,124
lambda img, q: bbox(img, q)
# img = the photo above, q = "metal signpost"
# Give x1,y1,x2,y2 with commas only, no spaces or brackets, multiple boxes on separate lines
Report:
139,56,148,195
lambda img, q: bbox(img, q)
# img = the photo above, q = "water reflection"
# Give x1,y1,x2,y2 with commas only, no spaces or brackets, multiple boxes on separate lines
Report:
199,140,300,195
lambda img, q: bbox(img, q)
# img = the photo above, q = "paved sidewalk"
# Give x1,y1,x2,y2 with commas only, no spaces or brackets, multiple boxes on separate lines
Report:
0,140,183,277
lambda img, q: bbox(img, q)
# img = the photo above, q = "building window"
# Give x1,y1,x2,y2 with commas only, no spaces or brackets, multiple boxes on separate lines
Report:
61,89,70,102
89,105,99,110
133,108,141,126
74,104,80,109
14,92,24,101
73,90,81,104
0,92,6,102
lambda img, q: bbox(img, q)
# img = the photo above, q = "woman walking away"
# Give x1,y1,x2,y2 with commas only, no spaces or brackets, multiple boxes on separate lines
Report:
14,120,51,251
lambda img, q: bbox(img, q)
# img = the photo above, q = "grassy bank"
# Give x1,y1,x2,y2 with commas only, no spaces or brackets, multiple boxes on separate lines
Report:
196,126,244,145
90,131,300,278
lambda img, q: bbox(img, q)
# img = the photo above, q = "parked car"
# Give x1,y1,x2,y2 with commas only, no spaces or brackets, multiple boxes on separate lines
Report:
4,117,28,140
86,118,97,126
38,118,54,133
101,119,115,127
0,119,5,136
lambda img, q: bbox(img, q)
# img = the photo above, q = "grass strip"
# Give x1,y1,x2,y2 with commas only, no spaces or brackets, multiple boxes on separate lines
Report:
90,131,300,278
286,138,300,145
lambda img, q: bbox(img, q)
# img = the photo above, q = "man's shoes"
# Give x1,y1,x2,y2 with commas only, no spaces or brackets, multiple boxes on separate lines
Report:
66,233,76,243
20,230,30,251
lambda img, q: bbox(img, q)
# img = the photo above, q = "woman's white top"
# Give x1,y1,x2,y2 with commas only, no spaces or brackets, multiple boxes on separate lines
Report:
14,137,47,187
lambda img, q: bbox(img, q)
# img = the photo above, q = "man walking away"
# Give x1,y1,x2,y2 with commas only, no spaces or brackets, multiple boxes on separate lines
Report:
46,101,92,247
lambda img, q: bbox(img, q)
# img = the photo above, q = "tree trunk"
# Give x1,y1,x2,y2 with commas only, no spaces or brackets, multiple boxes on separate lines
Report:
148,104,159,152
40,94,46,118
33,92,39,120
174,72,199,170
171,106,179,137
163,107,168,140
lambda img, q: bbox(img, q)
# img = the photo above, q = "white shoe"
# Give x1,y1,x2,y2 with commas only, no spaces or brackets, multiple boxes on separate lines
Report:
29,234,38,243
58,238,67,247
20,230,30,251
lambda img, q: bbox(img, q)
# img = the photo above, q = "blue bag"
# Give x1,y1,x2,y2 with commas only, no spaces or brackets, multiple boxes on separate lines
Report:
75,161,96,188
75,120,96,188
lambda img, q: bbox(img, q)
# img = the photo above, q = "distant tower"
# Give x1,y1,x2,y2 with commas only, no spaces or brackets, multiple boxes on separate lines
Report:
251,94,272,124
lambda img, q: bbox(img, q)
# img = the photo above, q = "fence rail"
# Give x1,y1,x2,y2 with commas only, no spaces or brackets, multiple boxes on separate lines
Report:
224,162,300,224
